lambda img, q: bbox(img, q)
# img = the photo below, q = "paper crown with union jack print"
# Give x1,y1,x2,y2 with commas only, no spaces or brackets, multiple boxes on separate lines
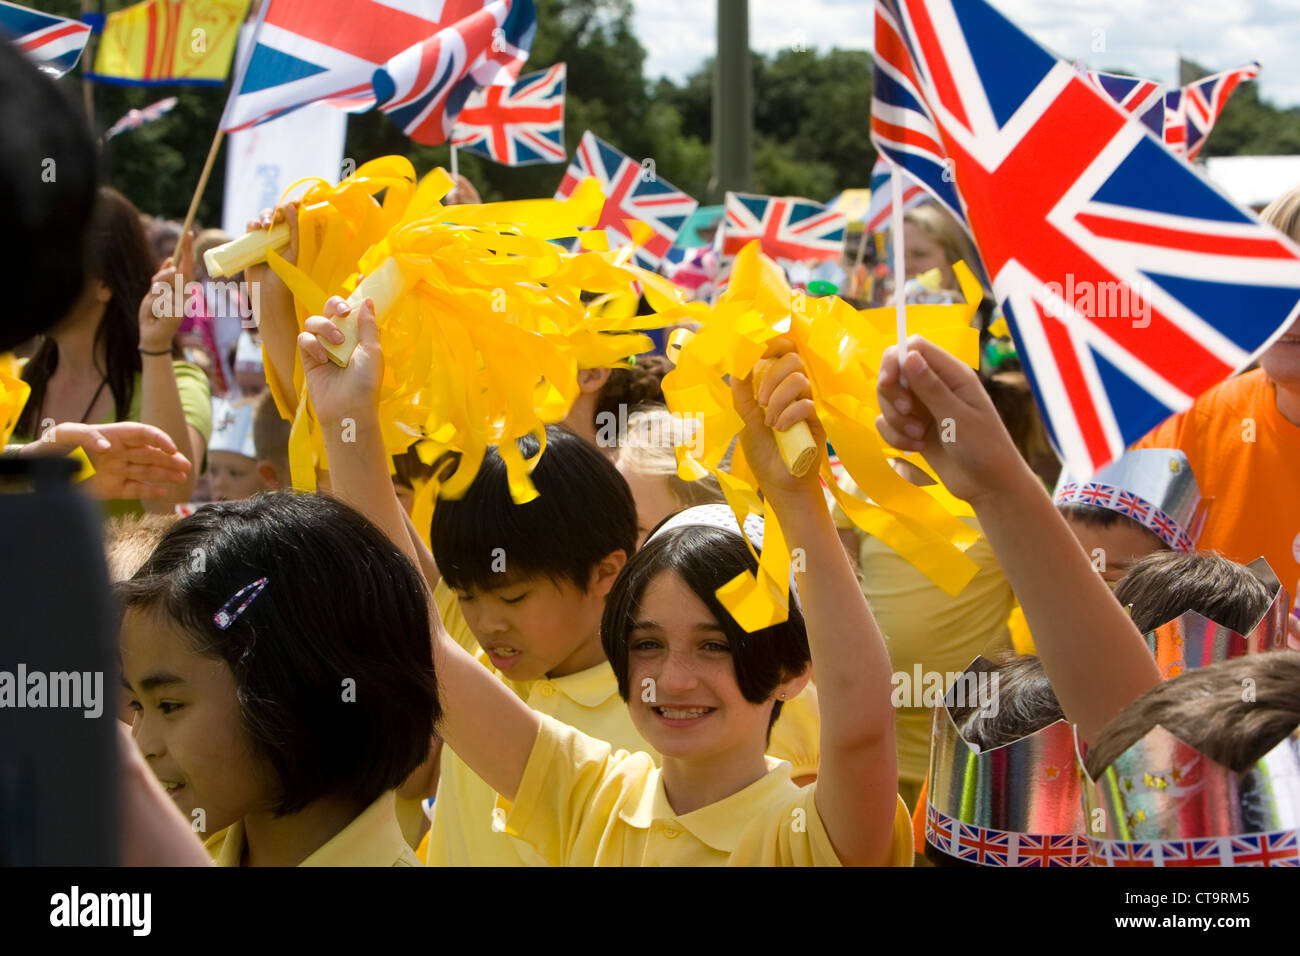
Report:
925,656,1090,866
1142,558,1292,681
1078,719,1300,868
1053,448,1208,553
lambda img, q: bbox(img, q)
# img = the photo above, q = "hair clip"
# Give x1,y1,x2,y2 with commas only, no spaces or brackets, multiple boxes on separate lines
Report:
213,577,268,630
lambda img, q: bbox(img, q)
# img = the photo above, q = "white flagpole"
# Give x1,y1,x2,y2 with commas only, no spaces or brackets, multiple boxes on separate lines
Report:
890,160,908,369
450,143,459,181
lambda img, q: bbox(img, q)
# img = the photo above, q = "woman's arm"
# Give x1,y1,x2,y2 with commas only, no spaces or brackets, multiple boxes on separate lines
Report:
874,335,1159,743
137,234,202,508
733,342,900,867
299,299,540,800
137,356,203,509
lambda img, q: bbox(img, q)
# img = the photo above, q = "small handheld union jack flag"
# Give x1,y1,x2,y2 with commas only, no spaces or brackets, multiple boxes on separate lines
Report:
1083,68,1165,139
871,0,1300,478
104,96,179,141
720,191,847,263
374,0,536,146
0,0,91,78
452,62,565,166
864,157,926,235
555,130,699,271
1173,62,1261,161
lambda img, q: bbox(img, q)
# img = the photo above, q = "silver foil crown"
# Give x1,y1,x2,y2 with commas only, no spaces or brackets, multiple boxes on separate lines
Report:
1054,448,1207,552
1143,558,1292,679
1079,722,1300,866
925,656,1089,866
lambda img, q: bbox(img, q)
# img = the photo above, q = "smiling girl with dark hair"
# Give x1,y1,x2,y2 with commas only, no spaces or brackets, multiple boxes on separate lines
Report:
117,492,440,866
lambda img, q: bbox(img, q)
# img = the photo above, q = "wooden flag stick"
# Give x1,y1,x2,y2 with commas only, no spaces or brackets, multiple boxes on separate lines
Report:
172,125,226,263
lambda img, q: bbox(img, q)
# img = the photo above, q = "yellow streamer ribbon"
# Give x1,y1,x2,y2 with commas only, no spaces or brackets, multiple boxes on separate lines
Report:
662,241,987,631
0,352,30,448
261,161,700,504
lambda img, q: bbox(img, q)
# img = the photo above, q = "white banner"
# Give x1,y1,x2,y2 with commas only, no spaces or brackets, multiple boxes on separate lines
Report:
220,26,348,238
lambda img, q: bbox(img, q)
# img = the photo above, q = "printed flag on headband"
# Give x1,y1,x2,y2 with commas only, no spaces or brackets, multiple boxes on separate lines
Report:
452,61,565,165
90,0,248,86
555,130,698,270
720,191,846,263
373,0,536,146
220,0,533,144
871,0,1300,478
0,0,91,78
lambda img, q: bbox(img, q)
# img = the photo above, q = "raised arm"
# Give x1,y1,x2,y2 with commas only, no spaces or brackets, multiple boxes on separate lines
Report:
875,335,1160,743
136,232,203,508
732,340,900,867
245,202,304,414
298,300,539,800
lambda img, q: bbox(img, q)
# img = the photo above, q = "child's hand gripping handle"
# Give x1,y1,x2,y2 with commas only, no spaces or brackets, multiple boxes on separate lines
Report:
318,258,412,367
753,356,819,477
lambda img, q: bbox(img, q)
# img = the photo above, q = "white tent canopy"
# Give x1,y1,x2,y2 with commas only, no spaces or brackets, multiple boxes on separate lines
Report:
1202,155,1300,210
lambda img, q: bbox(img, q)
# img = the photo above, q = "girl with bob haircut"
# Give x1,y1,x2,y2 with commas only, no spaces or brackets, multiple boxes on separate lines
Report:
118,492,439,866
300,298,912,866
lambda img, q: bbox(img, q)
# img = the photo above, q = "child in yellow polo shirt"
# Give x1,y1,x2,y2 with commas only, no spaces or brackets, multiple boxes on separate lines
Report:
417,425,823,865
118,493,437,866
301,301,910,865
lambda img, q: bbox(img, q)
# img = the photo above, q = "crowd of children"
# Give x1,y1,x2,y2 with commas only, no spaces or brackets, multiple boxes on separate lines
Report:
6,34,1300,869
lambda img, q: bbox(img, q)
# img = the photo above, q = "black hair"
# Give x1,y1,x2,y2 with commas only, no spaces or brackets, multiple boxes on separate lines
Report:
430,425,637,594
1057,502,1167,548
0,41,97,351
18,187,172,438
600,524,811,733
117,493,439,816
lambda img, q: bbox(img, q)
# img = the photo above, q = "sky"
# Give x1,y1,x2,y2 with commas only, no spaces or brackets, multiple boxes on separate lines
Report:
632,0,1300,108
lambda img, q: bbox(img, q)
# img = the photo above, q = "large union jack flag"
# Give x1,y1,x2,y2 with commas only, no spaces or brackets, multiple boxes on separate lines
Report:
0,0,91,78
452,62,564,165
555,130,698,271
221,0,533,144
720,192,846,263
871,0,1300,477
1174,63,1260,161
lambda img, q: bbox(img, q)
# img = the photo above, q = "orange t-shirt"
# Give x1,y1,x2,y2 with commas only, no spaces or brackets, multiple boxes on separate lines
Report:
1134,369,1300,597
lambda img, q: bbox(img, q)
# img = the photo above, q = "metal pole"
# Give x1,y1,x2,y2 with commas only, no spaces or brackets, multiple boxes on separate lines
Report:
710,0,752,202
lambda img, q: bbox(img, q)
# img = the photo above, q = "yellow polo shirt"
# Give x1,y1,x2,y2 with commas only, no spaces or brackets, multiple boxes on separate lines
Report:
421,580,824,865
204,791,420,866
496,714,913,866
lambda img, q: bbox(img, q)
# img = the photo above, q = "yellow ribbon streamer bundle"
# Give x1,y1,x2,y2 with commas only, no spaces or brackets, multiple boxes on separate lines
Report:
260,158,707,509
661,241,986,632
0,353,30,448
